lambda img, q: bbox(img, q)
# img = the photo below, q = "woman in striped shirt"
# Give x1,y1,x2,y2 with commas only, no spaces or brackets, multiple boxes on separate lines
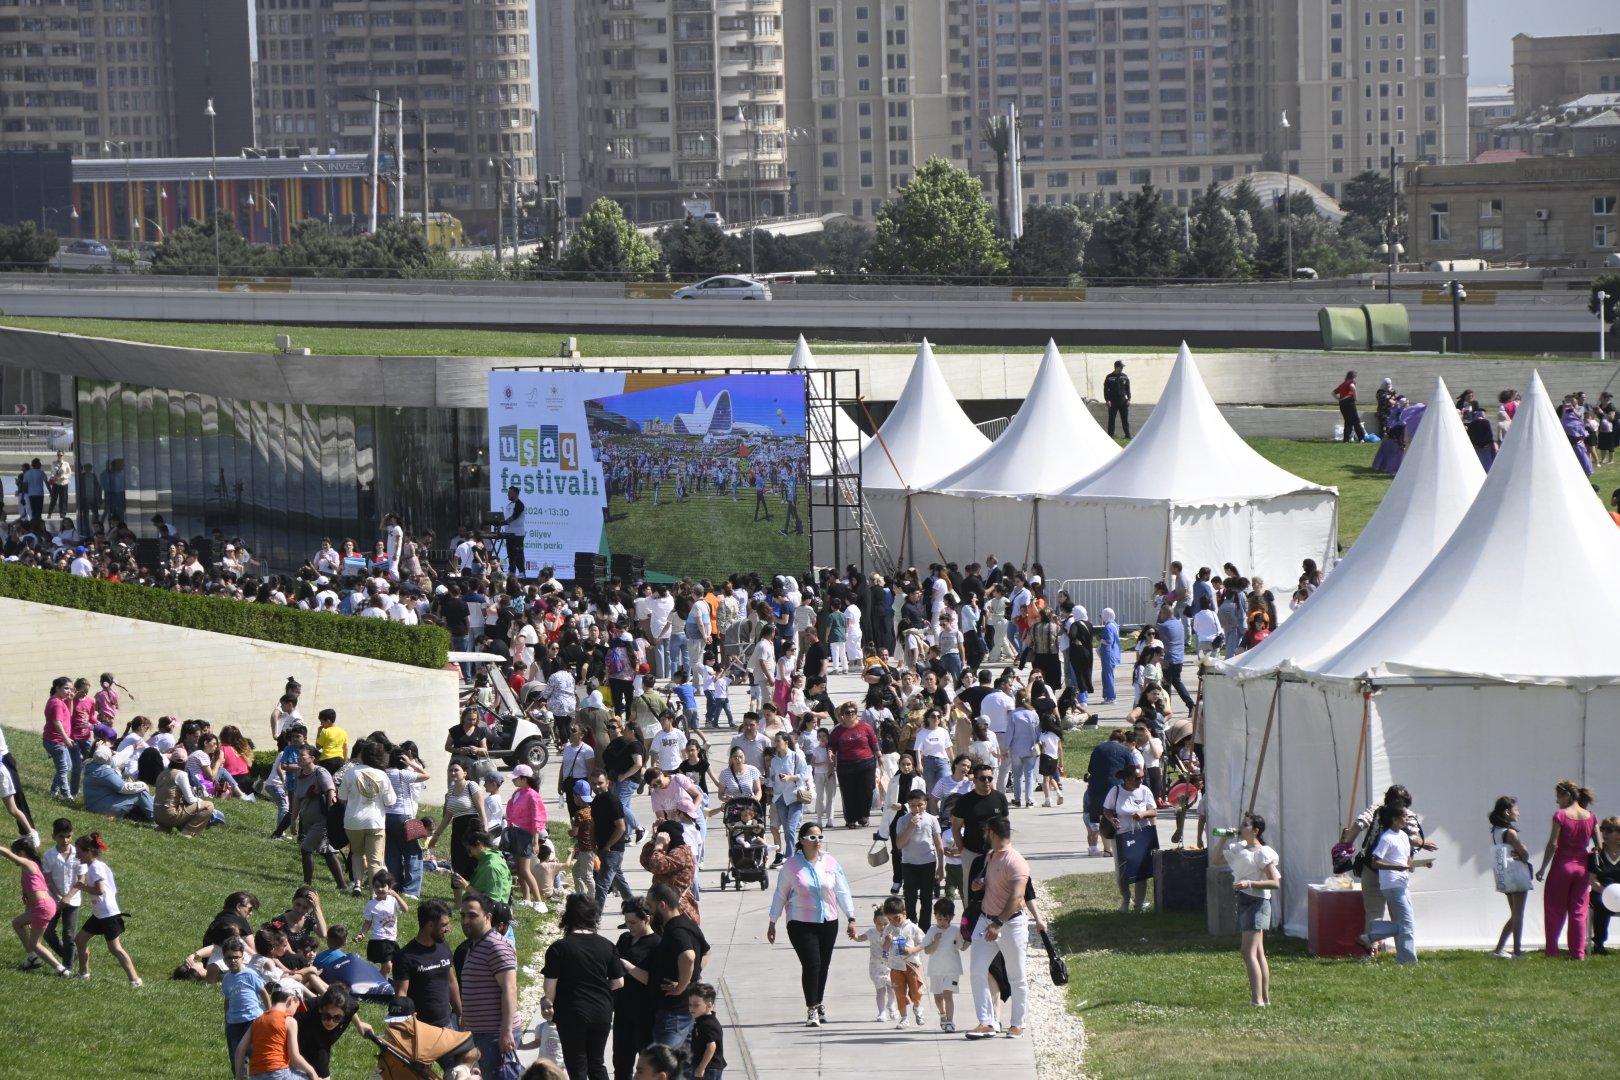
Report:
766,822,857,1028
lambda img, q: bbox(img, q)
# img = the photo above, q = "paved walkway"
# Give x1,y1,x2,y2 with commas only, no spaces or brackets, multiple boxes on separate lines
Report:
605,663,1160,1080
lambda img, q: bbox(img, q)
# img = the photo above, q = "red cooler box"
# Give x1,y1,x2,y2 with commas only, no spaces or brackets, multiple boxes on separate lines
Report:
1308,884,1366,957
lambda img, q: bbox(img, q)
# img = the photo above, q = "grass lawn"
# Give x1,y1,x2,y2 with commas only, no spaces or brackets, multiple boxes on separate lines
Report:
603,481,808,581
0,728,553,1080
1045,871,1619,1079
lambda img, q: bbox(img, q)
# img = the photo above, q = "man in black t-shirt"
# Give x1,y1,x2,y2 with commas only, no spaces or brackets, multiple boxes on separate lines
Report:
395,899,460,1028
950,764,1010,865
590,770,634,912
957,668,995,718
647,882,709,1051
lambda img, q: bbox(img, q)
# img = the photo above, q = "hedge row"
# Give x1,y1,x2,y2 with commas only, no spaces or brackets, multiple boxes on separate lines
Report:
0,563,449,669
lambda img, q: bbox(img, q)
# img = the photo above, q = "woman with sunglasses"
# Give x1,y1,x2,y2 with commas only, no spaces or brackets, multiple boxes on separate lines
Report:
293,983,374,1079
766,822,858,1028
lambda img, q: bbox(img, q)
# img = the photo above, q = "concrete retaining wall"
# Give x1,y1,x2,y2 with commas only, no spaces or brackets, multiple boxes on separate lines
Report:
0,597,459,782
0,325,1613,418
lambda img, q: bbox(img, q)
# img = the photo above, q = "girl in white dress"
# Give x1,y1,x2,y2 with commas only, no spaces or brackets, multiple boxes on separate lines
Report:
843,602,864,668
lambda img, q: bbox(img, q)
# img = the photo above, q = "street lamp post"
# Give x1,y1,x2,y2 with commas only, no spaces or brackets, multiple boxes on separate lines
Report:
246,194,280,246
205,98,220,279
1599,290,1610,360
1378,238,1404,303
141,217,165,241
1279,110,1293,282
104,140,131,252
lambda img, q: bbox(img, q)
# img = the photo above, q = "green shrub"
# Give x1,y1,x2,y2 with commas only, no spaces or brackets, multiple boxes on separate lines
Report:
0,563,448,668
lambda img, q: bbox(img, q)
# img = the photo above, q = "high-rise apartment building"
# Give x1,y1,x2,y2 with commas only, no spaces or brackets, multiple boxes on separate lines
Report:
783,1,963,221
534,0,581,207
1228,0,1468,197
0,0,177,158
574,0,789,225
252,0,535,235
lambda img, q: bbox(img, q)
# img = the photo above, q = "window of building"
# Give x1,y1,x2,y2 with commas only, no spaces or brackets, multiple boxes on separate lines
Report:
1429,201,1449,242
1596,224,1615,249
819,8,833,24
1129,168,1151,186
1478,226,1503,252
1596,196,1618,216
823,176,839,192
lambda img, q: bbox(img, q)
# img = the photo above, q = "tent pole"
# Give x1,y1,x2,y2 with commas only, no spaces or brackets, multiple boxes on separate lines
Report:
1343,689,1372,836
1190,656,1207,747
1022,500,1037,569
1246,676,1282,817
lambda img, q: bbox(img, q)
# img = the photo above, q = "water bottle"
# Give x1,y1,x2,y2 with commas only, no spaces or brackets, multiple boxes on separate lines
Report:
1212,827,1238,838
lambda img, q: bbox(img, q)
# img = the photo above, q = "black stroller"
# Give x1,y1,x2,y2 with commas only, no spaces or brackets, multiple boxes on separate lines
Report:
718,796,770,891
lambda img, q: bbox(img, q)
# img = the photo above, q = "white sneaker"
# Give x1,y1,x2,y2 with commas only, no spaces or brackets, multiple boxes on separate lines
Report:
895,1017,909,1030
238,793,256,802
1042,799,1052,808
1490,948,1511,959
1087,845,1102,856
913,1007,924,1026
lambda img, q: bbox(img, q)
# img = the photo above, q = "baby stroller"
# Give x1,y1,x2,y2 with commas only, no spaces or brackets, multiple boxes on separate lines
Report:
368,1015,474,1079
718,796,770,891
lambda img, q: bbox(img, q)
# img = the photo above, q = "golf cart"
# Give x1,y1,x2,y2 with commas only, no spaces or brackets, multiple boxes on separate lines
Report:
451,652,554,774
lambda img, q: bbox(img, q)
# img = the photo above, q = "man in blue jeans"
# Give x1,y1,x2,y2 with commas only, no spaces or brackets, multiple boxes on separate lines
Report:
457,894,518,1070
646,882,709,1048
590,770,635,912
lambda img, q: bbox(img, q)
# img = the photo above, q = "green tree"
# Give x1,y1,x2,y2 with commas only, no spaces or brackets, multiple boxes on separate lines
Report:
1184,183,1249,280
865,158,1007,283
656,217,732,279
982,115,1013,238
149,212,268,275
0,222,58,271
817,218,872,279
562,198,657,281
1338,169,1399,248
1091,185,1177,283
1009,202,1090,284
1591,273,1620,332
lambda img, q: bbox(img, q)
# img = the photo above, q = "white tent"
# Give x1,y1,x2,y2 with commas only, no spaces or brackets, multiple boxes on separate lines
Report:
856,338,989,492
1204,372,1620,948
884,340,1120,569
1036,343,1336,590
1201,376,1484,940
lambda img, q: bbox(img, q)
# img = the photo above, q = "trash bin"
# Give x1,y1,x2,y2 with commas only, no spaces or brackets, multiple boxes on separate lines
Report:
1206,863,1237,935
1154,847,1208,913
1308,883,1367,957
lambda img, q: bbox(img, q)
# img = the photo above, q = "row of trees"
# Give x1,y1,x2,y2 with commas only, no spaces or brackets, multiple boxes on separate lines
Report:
0,222,62,270
115,157,1396,285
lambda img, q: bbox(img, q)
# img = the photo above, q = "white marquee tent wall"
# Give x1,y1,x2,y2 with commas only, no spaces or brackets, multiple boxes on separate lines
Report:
875,344,1335,589
1204,373,1620,948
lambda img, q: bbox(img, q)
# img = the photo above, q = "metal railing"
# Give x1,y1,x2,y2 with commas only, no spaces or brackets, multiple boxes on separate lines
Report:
1056,577,1156,630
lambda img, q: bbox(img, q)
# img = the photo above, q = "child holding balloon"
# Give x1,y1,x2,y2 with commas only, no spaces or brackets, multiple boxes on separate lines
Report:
1592,816,1620,955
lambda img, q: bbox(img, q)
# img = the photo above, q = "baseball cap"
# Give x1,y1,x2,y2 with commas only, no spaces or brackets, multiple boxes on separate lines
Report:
74,545,87,554
510,763,533,779
572,778,595,804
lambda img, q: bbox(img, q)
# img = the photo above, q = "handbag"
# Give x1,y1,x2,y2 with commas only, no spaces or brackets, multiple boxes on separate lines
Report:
1493,830,1533,894
1039,926,1069,986
866,833,891,867
1117,825,1159,884
1097,814,1117,841
403,817,430,843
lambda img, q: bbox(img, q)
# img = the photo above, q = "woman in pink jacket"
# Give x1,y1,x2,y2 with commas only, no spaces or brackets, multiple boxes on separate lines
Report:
504,763,548,909
767,821,857,1028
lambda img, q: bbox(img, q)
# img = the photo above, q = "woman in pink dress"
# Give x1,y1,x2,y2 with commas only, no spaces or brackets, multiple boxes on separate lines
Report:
1534,779,1597,958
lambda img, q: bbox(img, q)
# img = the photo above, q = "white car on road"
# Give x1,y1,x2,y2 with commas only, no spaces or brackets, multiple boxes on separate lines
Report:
673,274,772,301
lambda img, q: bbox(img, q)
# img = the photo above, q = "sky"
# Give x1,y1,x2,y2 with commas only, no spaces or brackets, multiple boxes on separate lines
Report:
592,374,807,436
1469,1,1614,86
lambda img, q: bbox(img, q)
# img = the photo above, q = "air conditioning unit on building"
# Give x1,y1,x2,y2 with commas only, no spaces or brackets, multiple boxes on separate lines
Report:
1535,208,1551,221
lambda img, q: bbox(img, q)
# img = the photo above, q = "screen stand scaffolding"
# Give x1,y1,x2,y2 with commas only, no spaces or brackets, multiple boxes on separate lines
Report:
805,366,891,579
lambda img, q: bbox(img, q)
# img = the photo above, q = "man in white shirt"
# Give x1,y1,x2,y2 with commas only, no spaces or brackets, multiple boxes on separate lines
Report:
646,585,675,677
729,712,772,772
978,674,1017,792
747,625,777,708
69,546,93,576
454,532,478,576
358,595,389,619
1007,575,1032,653
498,484,527,578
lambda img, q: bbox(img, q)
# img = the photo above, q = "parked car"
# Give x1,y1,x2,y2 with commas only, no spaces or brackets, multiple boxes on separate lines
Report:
672,274,772,301
701,211,725,227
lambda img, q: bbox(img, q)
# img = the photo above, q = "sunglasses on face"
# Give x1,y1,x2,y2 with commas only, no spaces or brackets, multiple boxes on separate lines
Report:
319,1012,345,1024
803,834,824,842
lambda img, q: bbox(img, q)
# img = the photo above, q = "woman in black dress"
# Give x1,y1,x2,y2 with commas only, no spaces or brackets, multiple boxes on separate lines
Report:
611,896,661,1080
541,894,624,1080
295,984,374,1080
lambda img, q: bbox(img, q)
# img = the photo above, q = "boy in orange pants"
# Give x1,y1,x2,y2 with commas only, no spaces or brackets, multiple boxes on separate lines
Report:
881,896,927,1028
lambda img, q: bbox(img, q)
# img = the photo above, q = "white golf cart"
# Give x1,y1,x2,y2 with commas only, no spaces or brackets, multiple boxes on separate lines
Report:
451,652,554,774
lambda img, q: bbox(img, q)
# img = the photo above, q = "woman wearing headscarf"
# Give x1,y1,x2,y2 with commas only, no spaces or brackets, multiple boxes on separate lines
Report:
639,820,700,923
1065,604,1094,711
155,749,216,836
1097,608,1121,705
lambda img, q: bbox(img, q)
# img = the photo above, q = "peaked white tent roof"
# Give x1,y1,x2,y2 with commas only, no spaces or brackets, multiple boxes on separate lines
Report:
928,339,1119,496
1228,376,1484,677
856,339,989,491
1317,371,1620,685
1062,342,1328,503
788,336,871,476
